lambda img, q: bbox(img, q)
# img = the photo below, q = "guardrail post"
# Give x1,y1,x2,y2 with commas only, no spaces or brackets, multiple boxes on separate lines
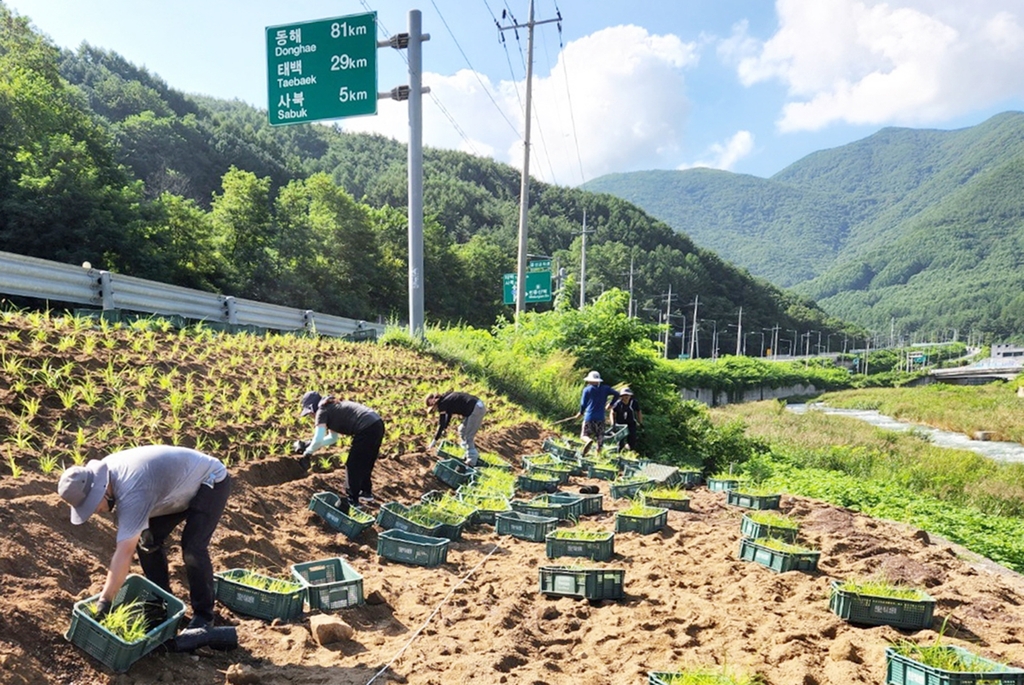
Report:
303,310,315,335
97,271,114,311
223,296,238,324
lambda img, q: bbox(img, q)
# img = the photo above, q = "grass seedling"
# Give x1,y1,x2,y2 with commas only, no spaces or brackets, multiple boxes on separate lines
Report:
36,453,59,475
7,455,24,478
231,570,302,594
92,600,149,644
644,485,689,500
619,499,664,517
745,510,798,530
837,576,928,601
754,537,814,554
549,526,611,541
653,667,766,684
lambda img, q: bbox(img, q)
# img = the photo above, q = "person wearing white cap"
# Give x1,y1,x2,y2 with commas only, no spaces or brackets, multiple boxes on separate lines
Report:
573,370,620,458
57,445,230,631
610,387,643,452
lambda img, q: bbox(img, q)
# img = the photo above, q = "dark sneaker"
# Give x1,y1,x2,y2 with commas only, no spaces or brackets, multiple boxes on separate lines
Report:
359,494,376,504
187,615,212,630
297,455,311,472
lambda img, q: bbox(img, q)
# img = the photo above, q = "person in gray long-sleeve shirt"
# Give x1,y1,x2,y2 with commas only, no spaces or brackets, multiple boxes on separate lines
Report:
299,391,385,508
57,445,231,630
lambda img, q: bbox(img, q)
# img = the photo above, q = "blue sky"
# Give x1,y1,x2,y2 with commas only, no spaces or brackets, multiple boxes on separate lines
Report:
8,0,1024,185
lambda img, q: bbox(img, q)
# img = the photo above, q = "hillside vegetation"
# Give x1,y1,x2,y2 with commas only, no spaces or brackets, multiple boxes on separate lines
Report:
0,2,852,353
585,113,1024,340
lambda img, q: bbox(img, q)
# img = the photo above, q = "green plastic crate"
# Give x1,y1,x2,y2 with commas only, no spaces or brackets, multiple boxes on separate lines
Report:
432,458,476,488
707,477,742,492
291,557,364,611
643,494,690,512
614,507,669,535
677,470,703,488
539,565,625,600
458,493,510,525
532,492,584,521
496,510,559,542
587,463,619,480
517,473,560,493
511,498,562,519
727,490,781,510
215,569,305,621
604,424,629,443
829,581,935,630
436,439,465,461
542,437,581,460
528,464,572,485
377,529,449,567
738,538,820,574
308,492,375,539
376,502,445,538
65,574,185,673
648,673,682,685
578,492,604,515
885,646,1024,685
609,478,655,499
740,514,799,543
545,530,615,562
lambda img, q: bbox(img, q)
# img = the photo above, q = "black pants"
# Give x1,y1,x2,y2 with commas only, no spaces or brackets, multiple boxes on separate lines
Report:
137,474,231,624
347,419,384,505
619,424,639,452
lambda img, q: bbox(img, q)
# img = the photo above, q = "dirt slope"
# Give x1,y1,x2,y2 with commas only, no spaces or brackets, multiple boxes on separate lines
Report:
3,424,1024,685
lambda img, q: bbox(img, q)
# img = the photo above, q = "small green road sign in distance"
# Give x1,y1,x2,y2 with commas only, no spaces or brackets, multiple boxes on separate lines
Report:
503,272,552,305
267,12,378,126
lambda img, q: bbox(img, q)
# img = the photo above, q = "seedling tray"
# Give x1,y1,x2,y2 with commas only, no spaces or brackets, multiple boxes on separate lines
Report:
376,502,445,538
740,513,799,543
643,494,690,512
587,463,619,480
533,492,584,520
885,645,1024,685
635,463,682,486
458,493,510,525
291,557,364,611
546,530,615,562
727,490,781,510
528,464,571,485
539,565,625,600
496,510,559,542
615,507,669,535
511,498,562,519
517,473,560,493
66,574,185,673
609,478,655,500
432,458,475,488
377,529,449,567
707,477,741,492
214,569,304,621
830,581,935,630
309,492,374,539
738,538,820,574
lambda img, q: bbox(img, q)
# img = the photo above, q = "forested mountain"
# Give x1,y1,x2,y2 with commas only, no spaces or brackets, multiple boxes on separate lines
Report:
0,2,852,355
584,113,1024,341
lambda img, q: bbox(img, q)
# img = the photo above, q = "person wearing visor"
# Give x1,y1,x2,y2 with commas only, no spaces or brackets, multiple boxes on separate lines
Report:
573,370,620,458
295,391,385,508
56,445,230,632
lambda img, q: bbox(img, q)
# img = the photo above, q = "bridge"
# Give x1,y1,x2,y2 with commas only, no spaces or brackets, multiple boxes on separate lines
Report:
929,358,1023,384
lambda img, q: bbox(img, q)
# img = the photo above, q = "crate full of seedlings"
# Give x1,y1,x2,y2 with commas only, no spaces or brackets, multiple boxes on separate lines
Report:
727,488,782,510
476,451,513,471
436,439,465,461
706,475,744,492
578,491,604,515
885,644,1024,685
308,491,375,539
546,527,615,562
465,467,518,499
609,475,655,500
642,485,691,512
614,501,669,535
539,565,625,601
740,511,799,543
830,579,935,630
517,470,561,493
417,498,472,540
587,460,620,481
291,557,364,611
531,492,585,520
214,569,305,621
377,529,449,567
496,510,559,542
432,458,476,488
66,574,186,673
458,491,511,525
511,497,562,519
738,537,820,574
542,437,581,461
376,502,445,538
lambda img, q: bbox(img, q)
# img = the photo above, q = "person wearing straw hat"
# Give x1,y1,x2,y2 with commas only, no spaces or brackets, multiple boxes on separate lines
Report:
296,391,385,508
610,387,643,452
56,445,231,632
573,370,620,458
425,390,486,466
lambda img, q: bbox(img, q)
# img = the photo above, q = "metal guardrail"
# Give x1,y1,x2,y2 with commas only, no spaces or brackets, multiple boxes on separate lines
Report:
0,250,385,339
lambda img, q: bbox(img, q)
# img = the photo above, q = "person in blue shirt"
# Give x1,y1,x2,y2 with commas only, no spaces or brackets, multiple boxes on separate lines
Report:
573,370,620,458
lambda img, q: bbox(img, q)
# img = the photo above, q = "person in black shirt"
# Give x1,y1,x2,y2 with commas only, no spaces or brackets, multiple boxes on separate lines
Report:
610,387,643,452
425,391,487,466
297,391,385,507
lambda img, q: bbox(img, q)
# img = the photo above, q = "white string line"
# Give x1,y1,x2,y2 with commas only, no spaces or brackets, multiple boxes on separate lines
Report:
365,543,502,685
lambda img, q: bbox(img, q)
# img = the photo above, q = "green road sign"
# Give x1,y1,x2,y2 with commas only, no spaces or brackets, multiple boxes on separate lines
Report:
267,12,378,126
503,271,552,305
528,259,551,272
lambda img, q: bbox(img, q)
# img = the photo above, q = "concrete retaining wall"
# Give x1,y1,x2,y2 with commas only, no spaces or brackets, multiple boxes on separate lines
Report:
681,384,821,407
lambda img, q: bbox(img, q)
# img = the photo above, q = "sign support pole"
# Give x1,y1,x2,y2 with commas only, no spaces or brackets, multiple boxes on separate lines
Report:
408,9,425,338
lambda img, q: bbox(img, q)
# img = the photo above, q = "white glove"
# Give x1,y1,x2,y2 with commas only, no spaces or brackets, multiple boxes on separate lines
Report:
427,440,436,451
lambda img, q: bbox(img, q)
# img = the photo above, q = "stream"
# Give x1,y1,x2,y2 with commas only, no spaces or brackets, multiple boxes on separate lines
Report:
786,403,1024,464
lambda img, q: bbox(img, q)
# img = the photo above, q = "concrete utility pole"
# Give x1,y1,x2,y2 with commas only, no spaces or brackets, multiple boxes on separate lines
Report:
579,210,591,310
663,283,672,358
689,295,700,360
406,11,429,337
735,307,742,356
628,253,635,318
499,1,560,320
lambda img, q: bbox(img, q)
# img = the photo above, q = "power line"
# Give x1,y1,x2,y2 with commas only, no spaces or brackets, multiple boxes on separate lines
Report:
553,1,586,184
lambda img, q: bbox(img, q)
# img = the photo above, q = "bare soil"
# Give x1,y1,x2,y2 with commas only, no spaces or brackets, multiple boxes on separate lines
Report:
4,425,1024,685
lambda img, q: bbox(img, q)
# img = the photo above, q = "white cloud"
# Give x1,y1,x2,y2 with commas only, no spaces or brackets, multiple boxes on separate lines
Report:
341,25,698,185
732,0,1024,132
679,130,755,171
